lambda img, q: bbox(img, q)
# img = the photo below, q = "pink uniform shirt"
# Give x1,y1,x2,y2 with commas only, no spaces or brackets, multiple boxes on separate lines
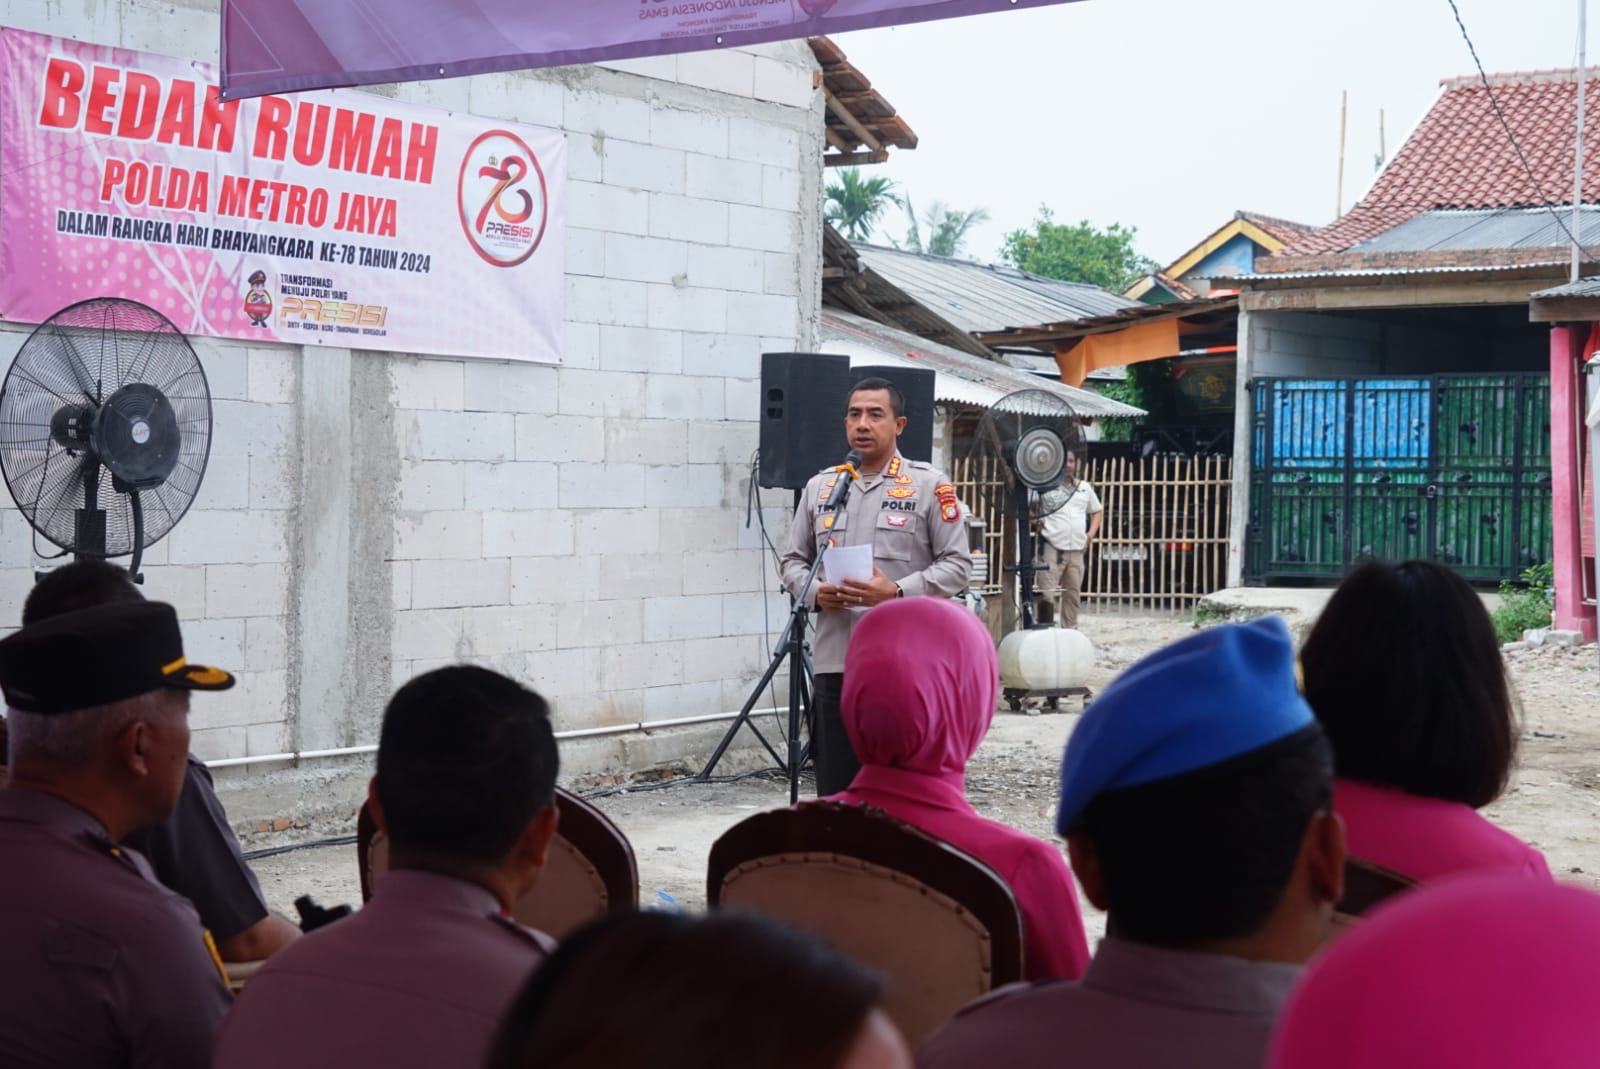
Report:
827,597,1090,981
1268,875,1600,1069
213,869,554,1069
1333,777,1551,883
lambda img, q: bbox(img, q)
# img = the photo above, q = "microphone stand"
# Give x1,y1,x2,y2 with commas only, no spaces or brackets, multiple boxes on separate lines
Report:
700,461,858,803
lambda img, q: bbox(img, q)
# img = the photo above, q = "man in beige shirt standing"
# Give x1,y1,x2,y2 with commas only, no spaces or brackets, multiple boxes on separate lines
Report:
780,377,972,795
1034,451,1102,629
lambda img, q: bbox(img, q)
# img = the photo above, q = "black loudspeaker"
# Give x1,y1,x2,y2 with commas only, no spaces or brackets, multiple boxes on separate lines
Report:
757,355,942,489
759,352,854,489
851,364,935,464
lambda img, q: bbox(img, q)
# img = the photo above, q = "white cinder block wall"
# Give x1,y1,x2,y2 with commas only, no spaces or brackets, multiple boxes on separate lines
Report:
0,0,824,814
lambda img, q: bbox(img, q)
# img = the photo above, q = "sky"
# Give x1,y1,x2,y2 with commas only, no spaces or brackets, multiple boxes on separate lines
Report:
830,0,1596,268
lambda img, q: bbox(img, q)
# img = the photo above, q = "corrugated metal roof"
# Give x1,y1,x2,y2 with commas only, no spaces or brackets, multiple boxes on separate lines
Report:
1530,275,1600,298
853,244,1138,335
1347,206,1600,253
1227,261,1569,281
819,310,1145,419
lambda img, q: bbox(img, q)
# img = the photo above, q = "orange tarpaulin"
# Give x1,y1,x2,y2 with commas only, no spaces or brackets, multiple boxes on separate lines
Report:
1052,319,1182,388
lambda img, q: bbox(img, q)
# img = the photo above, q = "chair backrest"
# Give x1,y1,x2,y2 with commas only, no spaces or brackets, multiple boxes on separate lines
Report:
1328,856,1418,940
358,787,639,940
706,802,1024,1049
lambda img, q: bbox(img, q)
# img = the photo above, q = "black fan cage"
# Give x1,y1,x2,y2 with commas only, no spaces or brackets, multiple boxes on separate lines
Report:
966,389,1085,516
0,298,212,555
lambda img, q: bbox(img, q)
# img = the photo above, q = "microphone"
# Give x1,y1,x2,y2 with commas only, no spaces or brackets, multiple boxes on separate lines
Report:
821,450,863,512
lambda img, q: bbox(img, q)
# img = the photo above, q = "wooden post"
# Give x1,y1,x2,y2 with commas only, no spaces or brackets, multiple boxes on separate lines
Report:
1336,89,1348,218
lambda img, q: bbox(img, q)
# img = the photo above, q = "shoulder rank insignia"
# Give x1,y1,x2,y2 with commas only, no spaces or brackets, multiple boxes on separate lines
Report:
935,483,960,523
202,929,231,989
886,455,902,478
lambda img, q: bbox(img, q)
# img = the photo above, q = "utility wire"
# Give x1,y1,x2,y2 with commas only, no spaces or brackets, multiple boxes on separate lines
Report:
1444,0,1600,264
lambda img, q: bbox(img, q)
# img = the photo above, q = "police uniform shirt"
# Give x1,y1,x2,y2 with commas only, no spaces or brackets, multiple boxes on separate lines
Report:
918,938,1302,1069
0,788,232,1069
122,755,272,945
213,869,555,1069
780,452,973,675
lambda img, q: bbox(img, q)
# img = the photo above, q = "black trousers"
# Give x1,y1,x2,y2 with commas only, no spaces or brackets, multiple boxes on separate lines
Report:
810,672,861,796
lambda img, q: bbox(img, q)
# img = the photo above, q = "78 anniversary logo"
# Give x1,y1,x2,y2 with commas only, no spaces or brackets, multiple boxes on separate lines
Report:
457,130,549,268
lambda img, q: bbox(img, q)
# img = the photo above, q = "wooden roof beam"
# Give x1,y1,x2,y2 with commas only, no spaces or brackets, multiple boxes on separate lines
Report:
824,87,885,155
825,149,889,167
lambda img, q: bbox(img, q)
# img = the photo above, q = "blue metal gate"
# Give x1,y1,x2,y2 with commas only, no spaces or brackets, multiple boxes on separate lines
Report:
1246,374,1551,583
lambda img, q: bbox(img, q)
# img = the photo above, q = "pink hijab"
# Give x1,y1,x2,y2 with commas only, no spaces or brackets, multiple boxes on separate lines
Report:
1268,874,1600,1068
840,598,997,779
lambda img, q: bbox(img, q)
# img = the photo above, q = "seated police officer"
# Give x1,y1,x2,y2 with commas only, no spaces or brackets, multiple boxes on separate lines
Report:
14,560,300,963
0,601,236,1069
214,665,562,1069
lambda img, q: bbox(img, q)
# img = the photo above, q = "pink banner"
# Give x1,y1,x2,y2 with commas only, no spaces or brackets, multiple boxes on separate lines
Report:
219,0,1082,101
0,27,565,362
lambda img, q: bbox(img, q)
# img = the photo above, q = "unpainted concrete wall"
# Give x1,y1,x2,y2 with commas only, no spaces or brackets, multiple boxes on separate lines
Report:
0,0,827,822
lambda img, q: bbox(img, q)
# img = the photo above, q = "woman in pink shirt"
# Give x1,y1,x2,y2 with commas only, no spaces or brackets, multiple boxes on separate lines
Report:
1268,875,1600,1069
1299,559,1550,882
828,596,1091,981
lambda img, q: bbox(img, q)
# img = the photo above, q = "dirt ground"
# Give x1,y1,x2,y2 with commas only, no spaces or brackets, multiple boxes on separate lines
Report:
251,607,1600,941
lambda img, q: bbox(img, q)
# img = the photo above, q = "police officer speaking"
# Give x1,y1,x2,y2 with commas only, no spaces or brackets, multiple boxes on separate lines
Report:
780,376,972,795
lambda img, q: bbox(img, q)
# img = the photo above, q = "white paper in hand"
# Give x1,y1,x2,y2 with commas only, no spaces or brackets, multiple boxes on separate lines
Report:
822,543,873,586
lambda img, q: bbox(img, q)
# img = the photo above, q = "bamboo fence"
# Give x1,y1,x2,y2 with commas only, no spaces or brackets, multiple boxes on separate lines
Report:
950,451,1234,614
1081,454,1234,612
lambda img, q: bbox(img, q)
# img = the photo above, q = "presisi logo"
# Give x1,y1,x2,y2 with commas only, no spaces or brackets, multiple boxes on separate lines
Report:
457,130,548,267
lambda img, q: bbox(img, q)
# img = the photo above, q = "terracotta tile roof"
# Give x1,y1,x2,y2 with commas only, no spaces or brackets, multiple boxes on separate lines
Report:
1148,271,1200,299
1271,68,1600,264
1236,211,1317,246
808,37,917,167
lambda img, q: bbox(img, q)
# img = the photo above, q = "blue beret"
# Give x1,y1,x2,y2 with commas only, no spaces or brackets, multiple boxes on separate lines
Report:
1056,616,1313,835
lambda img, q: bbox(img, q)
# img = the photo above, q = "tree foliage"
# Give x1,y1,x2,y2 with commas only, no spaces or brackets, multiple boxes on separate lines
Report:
896,196,991,259
823,168,900,241
999,207,1157,291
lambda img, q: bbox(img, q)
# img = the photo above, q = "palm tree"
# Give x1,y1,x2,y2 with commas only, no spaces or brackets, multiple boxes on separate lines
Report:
824,168,900,241
893,197,991,259
924,202,991,258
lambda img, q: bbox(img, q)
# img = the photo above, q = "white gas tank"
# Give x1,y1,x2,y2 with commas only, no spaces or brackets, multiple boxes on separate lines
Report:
998,627,1095,690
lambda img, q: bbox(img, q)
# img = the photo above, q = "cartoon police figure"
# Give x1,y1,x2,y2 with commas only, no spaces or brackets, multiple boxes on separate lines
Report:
243,270,272,327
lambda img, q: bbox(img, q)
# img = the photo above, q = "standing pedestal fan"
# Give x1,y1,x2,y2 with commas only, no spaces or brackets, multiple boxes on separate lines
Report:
0,298,212,580
964,389,1094,711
